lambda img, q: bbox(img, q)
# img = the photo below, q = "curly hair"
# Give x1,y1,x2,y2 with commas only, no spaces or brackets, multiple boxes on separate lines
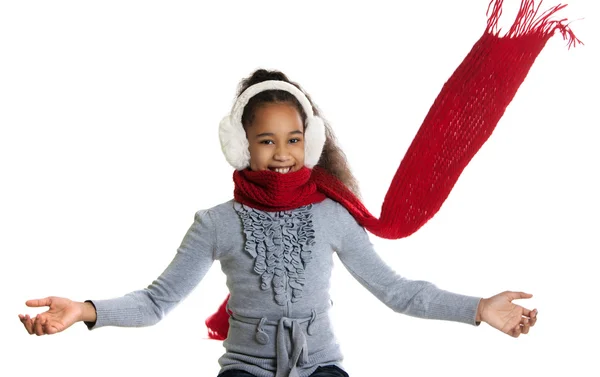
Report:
236,68,361,197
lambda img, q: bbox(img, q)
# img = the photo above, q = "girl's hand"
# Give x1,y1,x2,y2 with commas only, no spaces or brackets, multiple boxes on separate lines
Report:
18,296,90,336
477,291,538,338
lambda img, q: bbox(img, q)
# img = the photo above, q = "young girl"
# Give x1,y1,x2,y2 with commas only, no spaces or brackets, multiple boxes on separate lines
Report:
19,69,538,377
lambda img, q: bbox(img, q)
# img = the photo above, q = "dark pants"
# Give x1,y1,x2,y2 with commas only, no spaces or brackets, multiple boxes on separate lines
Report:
217,365,349,377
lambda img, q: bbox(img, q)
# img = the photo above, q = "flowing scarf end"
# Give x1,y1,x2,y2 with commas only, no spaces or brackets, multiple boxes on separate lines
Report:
486,0,582,48
205,295,231,340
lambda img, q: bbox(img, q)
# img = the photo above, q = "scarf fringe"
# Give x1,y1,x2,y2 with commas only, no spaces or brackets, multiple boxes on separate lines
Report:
205,294,230,340
486,0,582,48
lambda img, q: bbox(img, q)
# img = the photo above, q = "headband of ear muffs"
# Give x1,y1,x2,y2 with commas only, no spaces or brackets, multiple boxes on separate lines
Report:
219,80,326,170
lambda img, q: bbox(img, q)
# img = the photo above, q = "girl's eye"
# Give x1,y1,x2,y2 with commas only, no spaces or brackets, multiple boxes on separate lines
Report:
260,140,274,145
289,138,301,144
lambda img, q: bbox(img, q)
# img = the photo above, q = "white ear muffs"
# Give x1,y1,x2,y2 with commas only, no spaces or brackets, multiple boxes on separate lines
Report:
303,116,326,169
219,115,250,171
218,80,326,170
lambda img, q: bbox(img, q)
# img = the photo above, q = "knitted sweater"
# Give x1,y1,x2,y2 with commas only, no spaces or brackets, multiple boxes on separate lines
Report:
87,198,481,377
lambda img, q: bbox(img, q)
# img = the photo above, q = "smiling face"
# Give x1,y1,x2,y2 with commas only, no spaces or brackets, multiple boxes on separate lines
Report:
245,102,305,173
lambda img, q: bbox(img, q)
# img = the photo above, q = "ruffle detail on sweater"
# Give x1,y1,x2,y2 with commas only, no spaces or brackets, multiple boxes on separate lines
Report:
234,202,316,306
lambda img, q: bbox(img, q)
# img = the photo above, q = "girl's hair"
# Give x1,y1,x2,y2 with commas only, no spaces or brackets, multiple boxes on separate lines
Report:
237,68,361,197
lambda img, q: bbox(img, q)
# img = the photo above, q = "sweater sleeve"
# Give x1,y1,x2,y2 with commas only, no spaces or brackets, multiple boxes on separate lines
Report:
85,209,217,330
334,205,481,326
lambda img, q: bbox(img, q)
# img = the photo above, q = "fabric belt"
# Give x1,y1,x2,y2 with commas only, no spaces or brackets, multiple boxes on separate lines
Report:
232,310,319,377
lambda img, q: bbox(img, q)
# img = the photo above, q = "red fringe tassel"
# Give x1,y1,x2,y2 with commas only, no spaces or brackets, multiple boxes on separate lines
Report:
205,294,230,341
486,0,582,48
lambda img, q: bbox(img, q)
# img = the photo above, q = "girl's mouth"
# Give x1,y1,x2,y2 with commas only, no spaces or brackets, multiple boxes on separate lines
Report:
270,166,292,174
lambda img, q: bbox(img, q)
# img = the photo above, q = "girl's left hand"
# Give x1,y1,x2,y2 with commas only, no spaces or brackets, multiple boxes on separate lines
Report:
477,291,538,337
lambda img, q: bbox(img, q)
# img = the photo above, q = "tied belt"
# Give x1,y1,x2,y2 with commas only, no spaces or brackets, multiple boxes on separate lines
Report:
233,310,319,377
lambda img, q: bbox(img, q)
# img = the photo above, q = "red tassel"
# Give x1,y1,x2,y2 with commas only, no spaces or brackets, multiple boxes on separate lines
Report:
486,0,582,48
205,294,230,340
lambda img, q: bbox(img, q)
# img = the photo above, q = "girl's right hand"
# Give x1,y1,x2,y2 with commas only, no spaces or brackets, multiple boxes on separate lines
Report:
18,296,91,336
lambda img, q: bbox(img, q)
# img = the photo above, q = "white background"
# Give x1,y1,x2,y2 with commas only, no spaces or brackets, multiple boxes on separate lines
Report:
2,1,598,376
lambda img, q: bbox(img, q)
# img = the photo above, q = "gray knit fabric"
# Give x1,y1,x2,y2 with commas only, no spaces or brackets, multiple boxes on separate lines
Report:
88,198,481,377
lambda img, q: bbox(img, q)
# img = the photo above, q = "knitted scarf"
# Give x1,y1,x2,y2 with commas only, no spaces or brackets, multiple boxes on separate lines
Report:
232,166,421,239
206,0,581,340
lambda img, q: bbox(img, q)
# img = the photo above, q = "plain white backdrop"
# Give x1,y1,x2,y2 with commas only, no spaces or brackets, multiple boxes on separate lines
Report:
2,1,598,376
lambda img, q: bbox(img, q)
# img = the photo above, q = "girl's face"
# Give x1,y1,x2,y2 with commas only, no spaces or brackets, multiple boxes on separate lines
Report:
246,102,305,173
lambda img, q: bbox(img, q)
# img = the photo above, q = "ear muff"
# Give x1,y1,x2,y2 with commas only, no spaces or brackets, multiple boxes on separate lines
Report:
219,80,326,170
219,115,250,171
303,116,326,169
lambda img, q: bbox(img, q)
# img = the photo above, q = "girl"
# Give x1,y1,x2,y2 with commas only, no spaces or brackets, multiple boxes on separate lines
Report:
19,69,538,377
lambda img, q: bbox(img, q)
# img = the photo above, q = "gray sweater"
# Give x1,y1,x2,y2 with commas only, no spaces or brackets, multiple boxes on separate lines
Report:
88,198,481,377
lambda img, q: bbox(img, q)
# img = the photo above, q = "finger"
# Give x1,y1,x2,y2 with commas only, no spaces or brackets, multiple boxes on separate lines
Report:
21,316,33,335
33,315,45,336
521,318,531,334
511,324,522,338
530,309,538,326
42,320,55,335
521,308,538,323
26,297,53,308
24,315,34,335
505,291,533,301
38,317,49,336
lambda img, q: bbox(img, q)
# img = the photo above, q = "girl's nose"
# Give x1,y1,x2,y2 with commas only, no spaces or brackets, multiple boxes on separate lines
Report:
274,146,291,161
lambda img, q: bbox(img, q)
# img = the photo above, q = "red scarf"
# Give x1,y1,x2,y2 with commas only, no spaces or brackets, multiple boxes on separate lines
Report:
206,0,581,340
232,167,326,212
233,166,425,239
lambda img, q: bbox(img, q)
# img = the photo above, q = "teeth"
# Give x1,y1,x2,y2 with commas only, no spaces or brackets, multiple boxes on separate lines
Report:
274,167,291,174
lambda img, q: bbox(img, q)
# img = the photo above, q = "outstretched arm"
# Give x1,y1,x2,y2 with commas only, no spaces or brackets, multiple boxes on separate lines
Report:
335,203,538,337
19,209,217,334
335,207,481,325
